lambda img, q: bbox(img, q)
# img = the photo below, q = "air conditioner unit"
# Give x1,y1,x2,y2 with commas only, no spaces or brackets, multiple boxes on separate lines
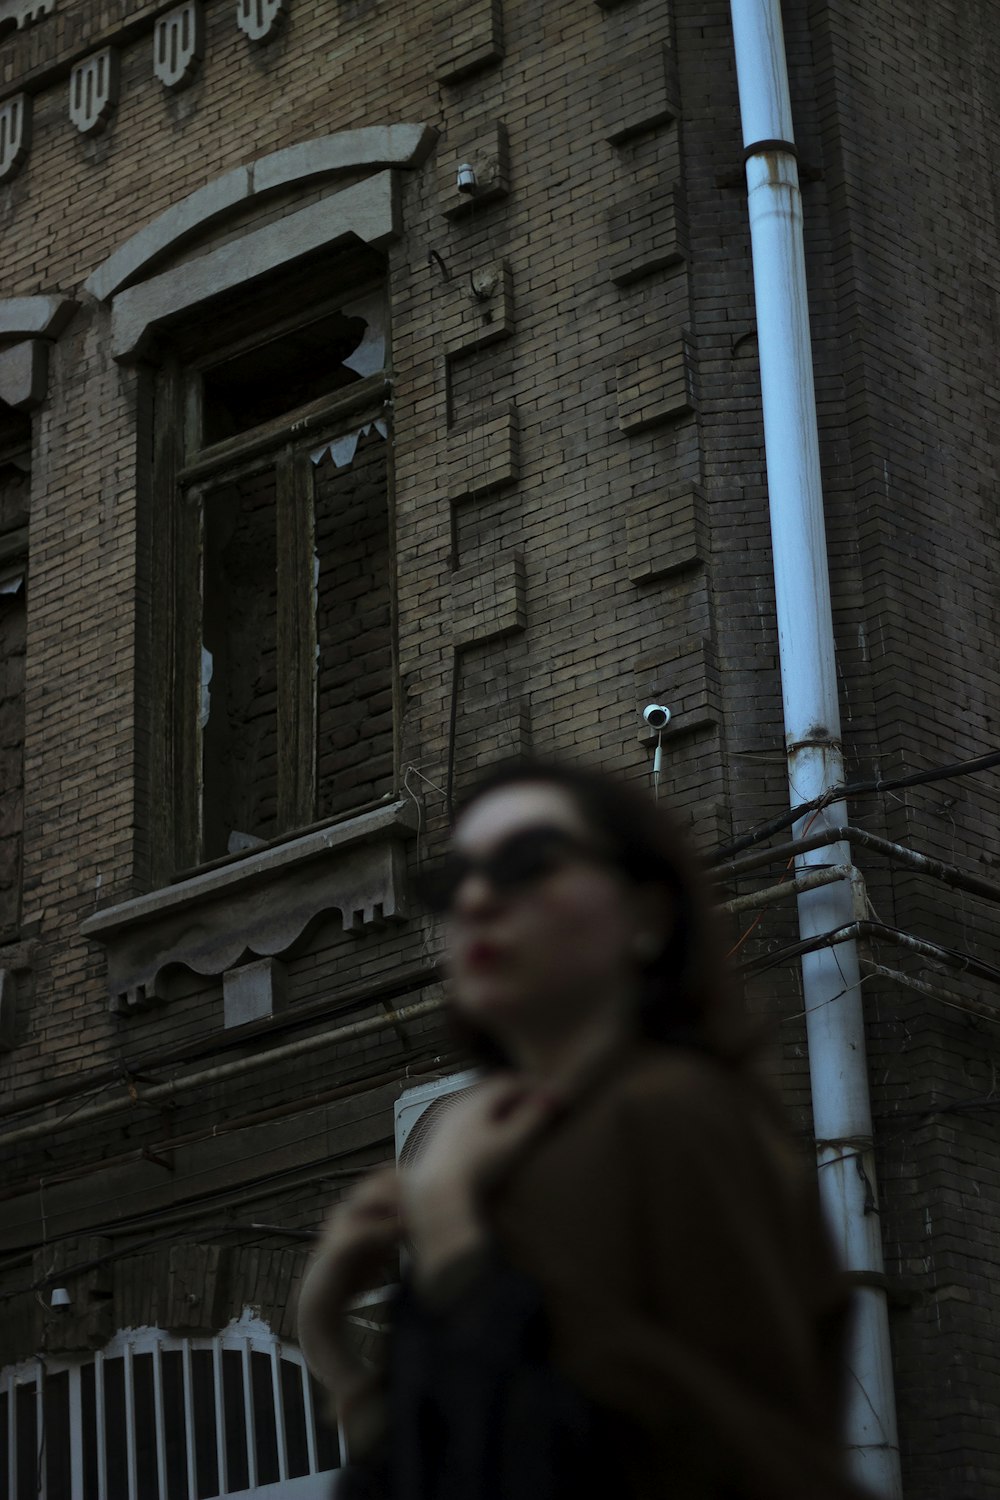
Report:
345,1071,483,1330
394,1069,482,1168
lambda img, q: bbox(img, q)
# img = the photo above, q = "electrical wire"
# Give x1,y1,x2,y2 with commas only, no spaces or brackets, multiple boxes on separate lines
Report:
712,748,1000,863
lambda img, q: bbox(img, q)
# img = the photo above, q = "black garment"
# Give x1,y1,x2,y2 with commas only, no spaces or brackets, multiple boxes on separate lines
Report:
336,1252,627,1500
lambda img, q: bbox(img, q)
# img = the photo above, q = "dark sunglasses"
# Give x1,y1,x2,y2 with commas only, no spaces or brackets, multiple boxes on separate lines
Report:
414,824,613,915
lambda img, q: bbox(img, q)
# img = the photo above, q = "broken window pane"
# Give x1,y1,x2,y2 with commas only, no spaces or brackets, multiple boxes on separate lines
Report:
314,424,393,819
202,468,279,860
200,303,379,446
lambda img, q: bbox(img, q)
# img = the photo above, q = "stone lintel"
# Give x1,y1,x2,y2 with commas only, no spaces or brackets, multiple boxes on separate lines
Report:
110,171,401,362
86,125,436,302
80,800,417,1014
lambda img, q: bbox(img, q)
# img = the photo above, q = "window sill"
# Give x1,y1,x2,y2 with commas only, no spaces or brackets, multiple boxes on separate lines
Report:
80,799,417,1014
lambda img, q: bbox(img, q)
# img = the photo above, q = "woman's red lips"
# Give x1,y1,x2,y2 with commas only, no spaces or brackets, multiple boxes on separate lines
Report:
465,941,503,969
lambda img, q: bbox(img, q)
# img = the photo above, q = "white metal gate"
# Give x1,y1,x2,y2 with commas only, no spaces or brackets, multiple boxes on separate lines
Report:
0,1311,344,1500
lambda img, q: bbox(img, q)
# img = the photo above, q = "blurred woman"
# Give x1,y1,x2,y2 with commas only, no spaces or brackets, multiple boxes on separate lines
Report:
298,760,870,1500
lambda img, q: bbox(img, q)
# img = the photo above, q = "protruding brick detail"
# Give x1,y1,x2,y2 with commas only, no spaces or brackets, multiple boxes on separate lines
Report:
434,0,503,85
606,181,687,286
634,632,720,739
437,120,510,217
626,484,706,584
223,957,287,1029
442,261,513,358
616,331,696,433
445,405,519,500
603,46,678,144
451,550,525,648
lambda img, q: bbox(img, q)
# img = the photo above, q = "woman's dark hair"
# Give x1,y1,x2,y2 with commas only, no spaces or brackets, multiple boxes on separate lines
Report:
446,758,758,1068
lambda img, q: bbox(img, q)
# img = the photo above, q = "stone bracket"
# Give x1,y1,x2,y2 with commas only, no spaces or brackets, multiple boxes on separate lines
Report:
80,800,417,1016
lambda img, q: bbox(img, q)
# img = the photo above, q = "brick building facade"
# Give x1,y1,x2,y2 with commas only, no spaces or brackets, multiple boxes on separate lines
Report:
1,0,999,1495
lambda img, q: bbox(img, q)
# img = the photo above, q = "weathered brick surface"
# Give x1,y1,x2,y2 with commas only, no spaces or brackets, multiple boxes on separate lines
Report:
0,0,999,1489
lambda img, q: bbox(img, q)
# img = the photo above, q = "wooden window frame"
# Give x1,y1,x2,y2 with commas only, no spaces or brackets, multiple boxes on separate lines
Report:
141,290,396,886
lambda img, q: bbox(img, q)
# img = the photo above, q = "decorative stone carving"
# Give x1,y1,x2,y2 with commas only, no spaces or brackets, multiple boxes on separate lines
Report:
0,95,30,182
154,0,204,91
236,0,286,43
80,800,416,1014
69,49,119,136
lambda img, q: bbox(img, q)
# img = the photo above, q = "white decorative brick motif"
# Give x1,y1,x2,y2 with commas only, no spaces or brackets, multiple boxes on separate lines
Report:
236,0,286,42
69,49,119,136
0,94,30,179
0,0,55,29
154,0,204,90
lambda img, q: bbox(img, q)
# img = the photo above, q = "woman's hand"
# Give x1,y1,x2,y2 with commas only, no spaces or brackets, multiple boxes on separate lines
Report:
402,1075,562,1283
297,1165,402,1439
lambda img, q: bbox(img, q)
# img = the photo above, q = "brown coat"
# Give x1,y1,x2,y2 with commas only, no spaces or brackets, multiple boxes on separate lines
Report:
487,1043,870,1500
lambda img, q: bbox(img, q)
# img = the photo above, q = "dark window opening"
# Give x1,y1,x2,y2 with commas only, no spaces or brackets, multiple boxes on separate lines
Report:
314,429,394,819
202,469,280,860
200,304,374,447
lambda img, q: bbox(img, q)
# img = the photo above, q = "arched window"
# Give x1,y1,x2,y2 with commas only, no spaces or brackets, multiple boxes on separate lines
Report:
0,1310,343,1499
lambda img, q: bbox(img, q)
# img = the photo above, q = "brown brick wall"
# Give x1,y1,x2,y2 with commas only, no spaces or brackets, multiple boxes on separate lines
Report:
1,0,999,1488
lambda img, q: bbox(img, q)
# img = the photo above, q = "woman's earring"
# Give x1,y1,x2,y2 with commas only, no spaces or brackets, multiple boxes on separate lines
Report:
632,932,662,964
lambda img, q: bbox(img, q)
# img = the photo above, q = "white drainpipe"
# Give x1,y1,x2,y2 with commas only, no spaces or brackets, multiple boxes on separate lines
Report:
728,3,902,1494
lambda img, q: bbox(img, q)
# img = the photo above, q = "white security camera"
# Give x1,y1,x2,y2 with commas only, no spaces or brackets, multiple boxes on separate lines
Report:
643,704,671,730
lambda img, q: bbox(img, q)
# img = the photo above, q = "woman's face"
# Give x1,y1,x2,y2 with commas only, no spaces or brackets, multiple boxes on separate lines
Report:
445,782,654,1049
